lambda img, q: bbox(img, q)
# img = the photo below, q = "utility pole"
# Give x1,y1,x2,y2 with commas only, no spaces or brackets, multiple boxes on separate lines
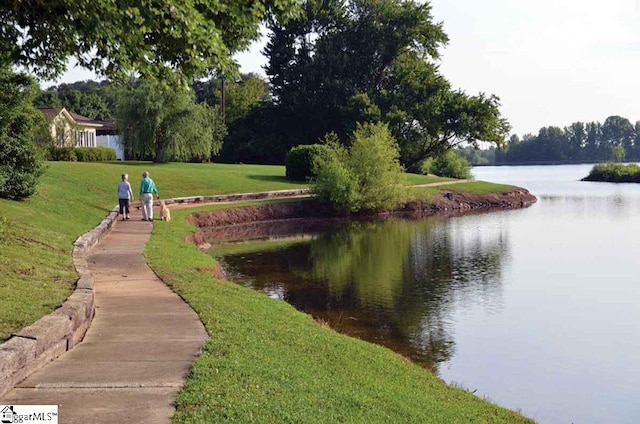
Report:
220,74,226,124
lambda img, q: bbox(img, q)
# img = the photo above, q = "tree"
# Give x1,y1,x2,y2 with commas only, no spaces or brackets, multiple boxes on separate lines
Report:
116,80,225,163
602,115,635,152
194,73,271,124
261,0,509,171
1,0,300,82
33,90,61,109
312,122,405,212
0,65,45,199
611,146,626,163
35,80,119,120
422,150,472,179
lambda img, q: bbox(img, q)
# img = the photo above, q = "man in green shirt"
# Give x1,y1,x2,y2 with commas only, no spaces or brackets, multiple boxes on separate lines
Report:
139,171,159,221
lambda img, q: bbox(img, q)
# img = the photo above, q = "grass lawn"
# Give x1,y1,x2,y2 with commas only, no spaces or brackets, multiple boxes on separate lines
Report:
0,161,303,340
0,160,531,422
0,161,448,341
146,202,531,423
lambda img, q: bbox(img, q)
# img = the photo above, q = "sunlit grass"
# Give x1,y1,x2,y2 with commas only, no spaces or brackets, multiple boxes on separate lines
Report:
146,204,532,423
1,159,529,420
0,161,459,340
0,161,310,340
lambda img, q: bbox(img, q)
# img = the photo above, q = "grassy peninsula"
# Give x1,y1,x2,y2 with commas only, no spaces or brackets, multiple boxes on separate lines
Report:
0,161,530,422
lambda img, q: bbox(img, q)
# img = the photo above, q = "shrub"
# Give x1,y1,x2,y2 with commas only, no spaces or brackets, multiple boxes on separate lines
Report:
422,150,472,179
312,123,405,212
49,146,116,162
285,144,330,181
49,146,77,162
0,134,45,200
75,147,116,162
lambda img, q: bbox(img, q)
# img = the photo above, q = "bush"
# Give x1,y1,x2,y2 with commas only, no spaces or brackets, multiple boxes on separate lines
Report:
312,123,404,212
583,162,640,182
285,144,330,181
422,150,472,179
0,134,45,200
49,146,116,162
49,146,77,162
75,147,116,162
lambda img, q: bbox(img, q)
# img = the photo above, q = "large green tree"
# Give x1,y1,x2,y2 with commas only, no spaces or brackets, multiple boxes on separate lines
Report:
35,80,119,120
116,80,226,163
258,0,509,171
0,65,45,199
36,87,111,121
1,0,300,82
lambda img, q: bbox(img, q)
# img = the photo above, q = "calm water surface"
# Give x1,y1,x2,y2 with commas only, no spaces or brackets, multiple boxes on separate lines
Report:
211,164,640,424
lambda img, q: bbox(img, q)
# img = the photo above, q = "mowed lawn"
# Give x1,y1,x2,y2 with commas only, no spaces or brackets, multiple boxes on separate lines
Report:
0,161,444,341
146,202,531,423
0,161,306,340
0,160,530,422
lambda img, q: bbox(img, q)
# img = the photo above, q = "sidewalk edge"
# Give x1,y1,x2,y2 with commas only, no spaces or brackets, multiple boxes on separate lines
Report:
0,206,119,398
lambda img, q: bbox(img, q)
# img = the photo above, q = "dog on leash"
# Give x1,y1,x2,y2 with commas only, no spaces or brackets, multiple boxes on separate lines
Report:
160,200,171,222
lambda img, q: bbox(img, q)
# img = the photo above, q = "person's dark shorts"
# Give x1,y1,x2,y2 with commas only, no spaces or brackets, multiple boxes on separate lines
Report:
118,198,130,215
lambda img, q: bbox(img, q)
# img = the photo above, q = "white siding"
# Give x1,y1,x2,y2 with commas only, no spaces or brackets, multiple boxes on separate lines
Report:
96,135,124,160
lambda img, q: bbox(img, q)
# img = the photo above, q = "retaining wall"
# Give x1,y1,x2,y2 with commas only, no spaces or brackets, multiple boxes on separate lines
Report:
0,206,119,398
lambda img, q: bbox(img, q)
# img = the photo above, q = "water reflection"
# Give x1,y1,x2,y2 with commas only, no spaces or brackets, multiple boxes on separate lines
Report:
212,215,509,372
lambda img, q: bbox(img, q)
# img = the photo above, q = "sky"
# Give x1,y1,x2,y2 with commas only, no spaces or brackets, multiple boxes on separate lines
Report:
44,0,640,137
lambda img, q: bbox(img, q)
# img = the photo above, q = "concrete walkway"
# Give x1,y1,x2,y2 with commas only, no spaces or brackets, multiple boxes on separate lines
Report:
1,208,207,423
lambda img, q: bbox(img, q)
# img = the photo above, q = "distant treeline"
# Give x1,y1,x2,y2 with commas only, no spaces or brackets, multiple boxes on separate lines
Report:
459,115,640,165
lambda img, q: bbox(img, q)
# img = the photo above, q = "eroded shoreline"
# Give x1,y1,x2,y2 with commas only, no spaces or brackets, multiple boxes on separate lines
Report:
185,187,537,246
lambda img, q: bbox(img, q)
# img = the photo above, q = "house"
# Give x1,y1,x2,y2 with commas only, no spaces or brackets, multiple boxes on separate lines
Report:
39,107,103,148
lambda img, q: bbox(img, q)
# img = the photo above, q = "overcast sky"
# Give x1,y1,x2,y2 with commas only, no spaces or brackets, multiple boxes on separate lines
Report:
47,0,640,137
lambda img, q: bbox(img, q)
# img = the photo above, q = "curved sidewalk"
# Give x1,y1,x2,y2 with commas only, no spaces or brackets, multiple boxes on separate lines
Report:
1,208,207,423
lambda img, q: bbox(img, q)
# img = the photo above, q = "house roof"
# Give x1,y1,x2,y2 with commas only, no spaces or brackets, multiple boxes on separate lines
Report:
38,107,103,128
39,107,60,121
96,119,117,131
68,111,95,124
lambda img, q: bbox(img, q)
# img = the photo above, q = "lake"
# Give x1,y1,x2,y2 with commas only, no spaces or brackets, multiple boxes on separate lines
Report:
211,164,640,423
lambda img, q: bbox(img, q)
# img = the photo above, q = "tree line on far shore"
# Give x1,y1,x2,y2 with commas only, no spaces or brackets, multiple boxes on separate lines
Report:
459,116,640,166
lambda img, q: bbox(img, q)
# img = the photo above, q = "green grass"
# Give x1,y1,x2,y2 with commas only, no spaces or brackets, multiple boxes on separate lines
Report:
146,203,532,423
0,161,305,340
582,162,640,183
447,181,515,194
0,160,530,422
0,161,448,341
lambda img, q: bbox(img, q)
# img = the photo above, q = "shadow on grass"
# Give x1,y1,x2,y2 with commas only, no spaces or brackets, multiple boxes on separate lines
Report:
109,161,169,167
89,203,115,213
247,174,294,183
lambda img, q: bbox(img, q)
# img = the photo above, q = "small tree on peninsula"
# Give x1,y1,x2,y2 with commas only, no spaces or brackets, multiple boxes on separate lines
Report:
312,123,405,212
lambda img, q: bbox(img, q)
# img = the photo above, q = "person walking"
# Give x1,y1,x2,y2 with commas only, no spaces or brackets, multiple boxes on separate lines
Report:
117,173,134,221
139,171,159,221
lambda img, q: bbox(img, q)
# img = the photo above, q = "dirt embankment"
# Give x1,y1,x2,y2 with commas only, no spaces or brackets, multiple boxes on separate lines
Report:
184,188,536,248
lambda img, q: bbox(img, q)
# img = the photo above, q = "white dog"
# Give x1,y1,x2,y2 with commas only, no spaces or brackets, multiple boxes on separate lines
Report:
160,200,171,222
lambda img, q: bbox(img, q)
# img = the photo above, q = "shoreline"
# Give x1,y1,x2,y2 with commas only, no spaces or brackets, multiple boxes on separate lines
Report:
185,187,537,246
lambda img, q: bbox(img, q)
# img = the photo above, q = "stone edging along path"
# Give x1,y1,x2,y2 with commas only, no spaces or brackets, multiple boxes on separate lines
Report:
0,207,117,398
0,188,311,398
